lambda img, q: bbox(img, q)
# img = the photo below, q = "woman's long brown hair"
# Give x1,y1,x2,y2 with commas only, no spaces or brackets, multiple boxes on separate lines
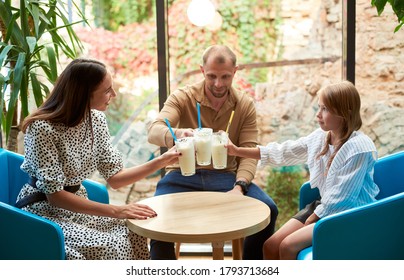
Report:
22,58,107,132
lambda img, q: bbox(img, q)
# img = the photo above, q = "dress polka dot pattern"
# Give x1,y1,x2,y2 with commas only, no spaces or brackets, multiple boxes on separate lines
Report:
16,110,150,260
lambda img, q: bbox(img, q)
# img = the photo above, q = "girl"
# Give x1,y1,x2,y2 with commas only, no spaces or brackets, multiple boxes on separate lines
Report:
226,81,379,259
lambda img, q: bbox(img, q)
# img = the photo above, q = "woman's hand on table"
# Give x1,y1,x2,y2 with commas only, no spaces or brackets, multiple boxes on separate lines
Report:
117,203,157,219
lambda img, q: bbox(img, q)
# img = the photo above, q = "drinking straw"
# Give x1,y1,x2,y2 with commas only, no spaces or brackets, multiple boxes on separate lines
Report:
225,110,235,133
197,102,202,130
164,118,177,142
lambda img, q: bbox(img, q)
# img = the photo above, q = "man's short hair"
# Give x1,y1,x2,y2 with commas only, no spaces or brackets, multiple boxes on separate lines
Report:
202,45,237,66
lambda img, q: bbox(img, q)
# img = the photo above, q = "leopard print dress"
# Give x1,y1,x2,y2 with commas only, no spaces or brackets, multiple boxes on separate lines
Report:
16,110,150,260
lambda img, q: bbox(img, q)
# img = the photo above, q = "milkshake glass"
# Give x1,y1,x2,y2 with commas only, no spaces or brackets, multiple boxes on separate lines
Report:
211,131,228,169
194,128,213,166
175,137,196,176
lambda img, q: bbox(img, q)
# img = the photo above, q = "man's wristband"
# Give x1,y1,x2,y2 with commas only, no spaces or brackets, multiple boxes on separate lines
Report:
233,180,250,195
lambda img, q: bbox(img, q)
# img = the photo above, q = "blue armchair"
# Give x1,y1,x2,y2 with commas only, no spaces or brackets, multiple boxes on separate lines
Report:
0,148,109,260
297,150,404,260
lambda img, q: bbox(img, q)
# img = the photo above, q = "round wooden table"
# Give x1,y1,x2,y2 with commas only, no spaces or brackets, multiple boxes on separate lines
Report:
126,191,270,260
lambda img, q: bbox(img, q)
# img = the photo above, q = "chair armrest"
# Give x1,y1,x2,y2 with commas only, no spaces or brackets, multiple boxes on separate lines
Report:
299,182,320,210
83,179,109,204
297,247,313,260
0,202,65,260
312,192,404,260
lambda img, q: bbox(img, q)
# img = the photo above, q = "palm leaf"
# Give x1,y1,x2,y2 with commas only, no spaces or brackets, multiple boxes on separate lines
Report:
26,0,40,38
46,46,57,83
19,0,30,38
0,45,13,66
26,36,37,54
30,72,44,107
5,53,25,138
0,3,25,47
0,0,87,145
19,69,29,118
0,73,5,129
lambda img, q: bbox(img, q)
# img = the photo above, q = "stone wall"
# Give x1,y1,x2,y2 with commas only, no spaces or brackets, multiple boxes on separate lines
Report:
252,0,404,188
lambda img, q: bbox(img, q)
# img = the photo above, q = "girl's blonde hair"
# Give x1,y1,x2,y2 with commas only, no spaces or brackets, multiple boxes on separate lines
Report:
317,80,362,169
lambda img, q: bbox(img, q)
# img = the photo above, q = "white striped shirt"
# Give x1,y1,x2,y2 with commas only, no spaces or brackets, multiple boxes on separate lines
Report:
259,128,379,218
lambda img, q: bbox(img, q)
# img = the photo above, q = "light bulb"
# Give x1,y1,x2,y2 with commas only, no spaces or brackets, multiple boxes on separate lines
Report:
187,0,216,27
206,11,223,31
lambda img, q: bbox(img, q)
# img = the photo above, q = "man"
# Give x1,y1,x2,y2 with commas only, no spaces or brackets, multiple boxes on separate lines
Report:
147,45,278,260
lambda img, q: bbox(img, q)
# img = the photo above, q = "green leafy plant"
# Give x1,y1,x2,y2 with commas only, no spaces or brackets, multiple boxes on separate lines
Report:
0,0,86,151
75,23,157,79
92,0,155,31
263,165,308,230
82,0,279,85
372,0,404,32
168,0,279,83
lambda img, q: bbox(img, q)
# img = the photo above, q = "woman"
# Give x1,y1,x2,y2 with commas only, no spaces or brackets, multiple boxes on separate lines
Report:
226,81,379,259
16,58,180,260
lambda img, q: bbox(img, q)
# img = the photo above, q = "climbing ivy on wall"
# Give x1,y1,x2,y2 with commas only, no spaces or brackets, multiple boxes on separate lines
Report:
87,0,280,86
92,0,155,30
168,0,280,85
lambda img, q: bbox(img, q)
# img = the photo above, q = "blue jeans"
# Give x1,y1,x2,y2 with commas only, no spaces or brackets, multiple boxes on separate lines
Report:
149,170,278,260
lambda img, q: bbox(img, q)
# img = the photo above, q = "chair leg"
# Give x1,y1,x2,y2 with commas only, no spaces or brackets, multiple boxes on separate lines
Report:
232,238,243,260
175,242,181,259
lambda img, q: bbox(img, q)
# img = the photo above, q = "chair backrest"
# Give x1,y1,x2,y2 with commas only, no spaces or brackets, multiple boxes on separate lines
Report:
299,150,404,209
374,150,404,200
0,148,29,205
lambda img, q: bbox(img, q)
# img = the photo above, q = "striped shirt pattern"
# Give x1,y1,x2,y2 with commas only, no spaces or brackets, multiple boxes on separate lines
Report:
259,128,379,218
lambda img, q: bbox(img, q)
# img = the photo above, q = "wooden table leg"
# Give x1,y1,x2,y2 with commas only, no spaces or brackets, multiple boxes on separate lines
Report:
211,241,225,260
175,242,181,259
232,238,243,260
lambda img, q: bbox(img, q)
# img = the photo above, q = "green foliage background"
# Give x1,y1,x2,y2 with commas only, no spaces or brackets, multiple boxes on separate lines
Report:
263,165,309,230
92,0,154,30
89,0,281,85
